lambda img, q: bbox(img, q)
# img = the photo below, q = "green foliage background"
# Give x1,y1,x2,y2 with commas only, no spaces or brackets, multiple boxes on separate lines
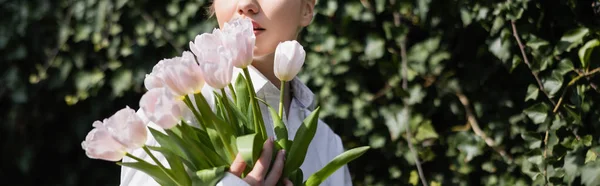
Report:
2,0,600,185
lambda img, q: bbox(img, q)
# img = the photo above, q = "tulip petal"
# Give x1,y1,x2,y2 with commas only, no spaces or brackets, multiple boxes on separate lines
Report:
140,88,183,129
81,127,127,162
274,41,306,81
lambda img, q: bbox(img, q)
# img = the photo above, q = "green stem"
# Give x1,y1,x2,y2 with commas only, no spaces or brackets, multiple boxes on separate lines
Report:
183,95,206,130
141,146,183,186
221,88,238,134
194,93,237,161
125,152,149,164
243,68,267,140
279,80,285,119
228,84,237,103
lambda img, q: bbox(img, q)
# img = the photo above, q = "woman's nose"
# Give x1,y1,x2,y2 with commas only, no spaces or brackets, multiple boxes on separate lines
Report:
237,0,259,16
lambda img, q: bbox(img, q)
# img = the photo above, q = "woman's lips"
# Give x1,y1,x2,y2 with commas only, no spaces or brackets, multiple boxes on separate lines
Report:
253,29,265,36
252,21,265,36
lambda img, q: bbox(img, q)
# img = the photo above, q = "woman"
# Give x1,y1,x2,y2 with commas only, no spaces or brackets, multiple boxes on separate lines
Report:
120,0,352,185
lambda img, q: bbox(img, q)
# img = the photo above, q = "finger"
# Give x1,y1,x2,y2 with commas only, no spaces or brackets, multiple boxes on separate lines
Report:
247,137,274,181
284,178,293,186
265,150,286,186
229,153,247,177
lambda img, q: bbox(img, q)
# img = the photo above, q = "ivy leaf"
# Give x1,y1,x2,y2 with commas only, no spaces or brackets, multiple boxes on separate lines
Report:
510,54,522,73
547,131,560,156
583,135,593,147
550,115,566,130
555,27,589,54
381,106,409,141
585,149,597,164
564,151,585,183
526,150,544,167
524,103,550,124
556,59,574,75
581,164,600,186
414,121,439,142
110,69,132,97
578,39,600,69
526,36,550,50
521,132,542,149
490,16,504,35
563,105,583,125
364,34,385,60
409,170,419,186
542,71,564,97
457,143,482,162
489,37,511,62
525,84,539,101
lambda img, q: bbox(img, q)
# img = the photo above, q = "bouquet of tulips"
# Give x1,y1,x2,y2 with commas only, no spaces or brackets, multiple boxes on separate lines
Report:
81,18,369,186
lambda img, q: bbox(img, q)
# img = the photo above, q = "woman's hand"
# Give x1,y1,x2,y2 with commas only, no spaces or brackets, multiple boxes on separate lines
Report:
229,138,292,186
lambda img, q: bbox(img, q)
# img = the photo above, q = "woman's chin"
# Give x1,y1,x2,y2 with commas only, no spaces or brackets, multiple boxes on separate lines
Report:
252,47,275,59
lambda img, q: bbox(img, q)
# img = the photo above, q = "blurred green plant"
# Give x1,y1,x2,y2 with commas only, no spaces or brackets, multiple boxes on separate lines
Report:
1,0,600,185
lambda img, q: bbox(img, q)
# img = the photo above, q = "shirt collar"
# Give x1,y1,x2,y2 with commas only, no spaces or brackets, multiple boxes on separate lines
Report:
231,66,315,110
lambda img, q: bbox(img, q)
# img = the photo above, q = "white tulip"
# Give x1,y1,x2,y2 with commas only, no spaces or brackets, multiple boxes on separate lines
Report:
274,41,306,81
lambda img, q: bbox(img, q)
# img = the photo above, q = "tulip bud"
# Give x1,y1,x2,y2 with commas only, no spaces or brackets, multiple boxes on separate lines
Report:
274,41,306,81
102,106,147,149
222,18,255,68
198,46,234,89
139,87,184,129
144,60,168,91
160,51,205,97
189,29,224,64
81,122,127,162
190,30,235,89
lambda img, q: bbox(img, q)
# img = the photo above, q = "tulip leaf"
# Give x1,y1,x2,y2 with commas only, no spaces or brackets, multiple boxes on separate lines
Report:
195,92,238,161
214,92,241,135
257,97,289,150
214,94,227,122
283,107,321,177
164,128,211,169
193,165,228,186
176,123,221,164
183,122,214,150
219,92,250,135
246,103,256,133
176,121,199,142
234,75,251,116
148,128,191,169
304,146,370,186
236,133,263,168
578,39,599,69
290,169,304,186
117,161,175,186
165,129,227,169
204,126,232,164
194,130,215,151
147,146,191,186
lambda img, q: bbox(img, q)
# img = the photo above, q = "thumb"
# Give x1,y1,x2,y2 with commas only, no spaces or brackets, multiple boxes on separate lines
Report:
229,153,247,177
284,178,293,186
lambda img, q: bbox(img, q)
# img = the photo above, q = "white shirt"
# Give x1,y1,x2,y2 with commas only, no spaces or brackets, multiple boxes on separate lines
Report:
120,66,352,186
